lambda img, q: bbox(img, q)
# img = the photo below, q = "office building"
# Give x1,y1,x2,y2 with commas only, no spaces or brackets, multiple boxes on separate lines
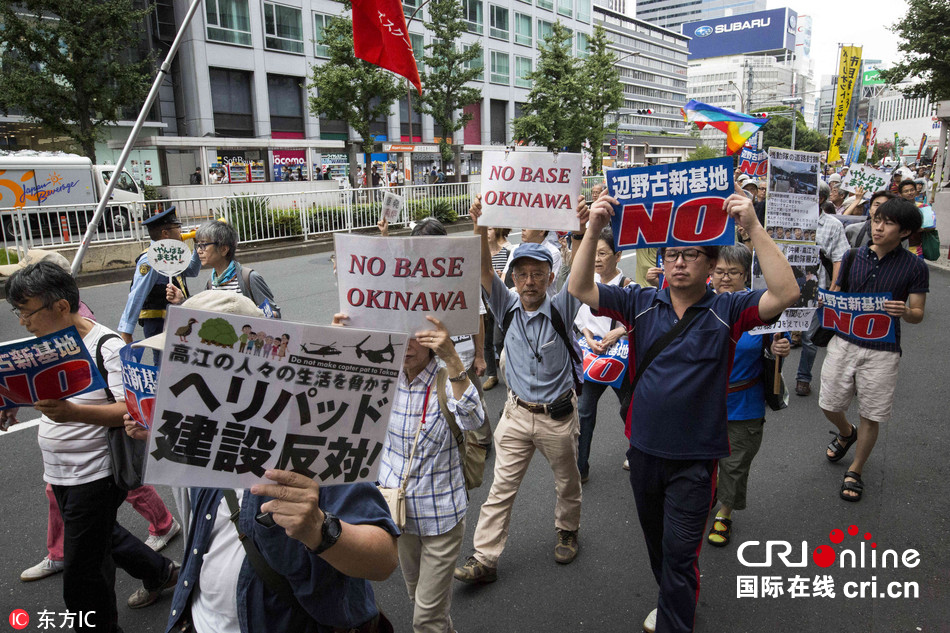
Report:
636,0,765,32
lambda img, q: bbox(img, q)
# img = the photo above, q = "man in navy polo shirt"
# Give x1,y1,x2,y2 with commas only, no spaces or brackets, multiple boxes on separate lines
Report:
570,193,799,633
819,198,927,502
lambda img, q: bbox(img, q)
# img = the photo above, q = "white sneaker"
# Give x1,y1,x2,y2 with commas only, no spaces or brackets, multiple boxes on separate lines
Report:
145,518,181,552
20,557,64,582
622,459,630,471
643,608,657,633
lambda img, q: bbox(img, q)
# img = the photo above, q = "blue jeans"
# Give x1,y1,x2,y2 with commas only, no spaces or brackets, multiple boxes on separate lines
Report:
796,312,821,383
576,380,623,477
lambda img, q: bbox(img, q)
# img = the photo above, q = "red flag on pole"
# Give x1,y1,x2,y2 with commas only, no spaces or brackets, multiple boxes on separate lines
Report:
352,0,422,94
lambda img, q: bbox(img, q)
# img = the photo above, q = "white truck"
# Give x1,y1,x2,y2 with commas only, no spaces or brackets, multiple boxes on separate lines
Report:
0,155,144,240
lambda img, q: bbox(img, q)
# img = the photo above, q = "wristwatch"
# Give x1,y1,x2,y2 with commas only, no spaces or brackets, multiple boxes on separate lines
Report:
448,370,468,383
311,510,342,555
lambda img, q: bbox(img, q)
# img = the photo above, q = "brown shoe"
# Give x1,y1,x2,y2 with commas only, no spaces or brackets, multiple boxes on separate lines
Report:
482,376,498,391
554,529,579,564
795,381,811,396
127,561,179,609
454,556,497,584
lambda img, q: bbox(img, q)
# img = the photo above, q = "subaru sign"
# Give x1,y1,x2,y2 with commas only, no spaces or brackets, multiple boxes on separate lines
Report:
683,8,797,60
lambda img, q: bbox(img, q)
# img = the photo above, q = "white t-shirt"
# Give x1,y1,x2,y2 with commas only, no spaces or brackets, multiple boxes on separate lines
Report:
38,321,125,486
191,491,246,633
574,271,625,338
451,298,487,368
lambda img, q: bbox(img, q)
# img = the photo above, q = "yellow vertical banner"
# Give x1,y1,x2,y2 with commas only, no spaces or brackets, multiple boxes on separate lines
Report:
827,45,862,163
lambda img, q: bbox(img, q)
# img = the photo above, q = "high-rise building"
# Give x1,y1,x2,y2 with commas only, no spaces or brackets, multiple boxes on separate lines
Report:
594,3,698,164
636,0,765,32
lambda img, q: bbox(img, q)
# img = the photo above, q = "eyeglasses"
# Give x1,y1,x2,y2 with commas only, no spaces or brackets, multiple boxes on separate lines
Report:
663,249,706,263
512,271,548,283
713,269,745,279
195,242,218,251
11,303,50,319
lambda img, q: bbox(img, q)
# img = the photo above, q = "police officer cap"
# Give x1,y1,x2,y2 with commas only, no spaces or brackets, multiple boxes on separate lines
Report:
142,205,181,228
510,242,554,269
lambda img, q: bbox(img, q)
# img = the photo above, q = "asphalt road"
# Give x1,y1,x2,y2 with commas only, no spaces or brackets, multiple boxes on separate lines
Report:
0,248,948,633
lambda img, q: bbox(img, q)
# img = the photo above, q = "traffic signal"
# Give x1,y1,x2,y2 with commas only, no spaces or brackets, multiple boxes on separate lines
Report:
751,112,769,118
636,109,653,115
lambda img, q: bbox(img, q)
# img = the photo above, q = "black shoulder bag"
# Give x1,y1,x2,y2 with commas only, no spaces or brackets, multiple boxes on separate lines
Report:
617,306,704,419
95,334,146,491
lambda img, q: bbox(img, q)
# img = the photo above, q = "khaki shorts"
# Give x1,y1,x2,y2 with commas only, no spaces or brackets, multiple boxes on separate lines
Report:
818,336,901,423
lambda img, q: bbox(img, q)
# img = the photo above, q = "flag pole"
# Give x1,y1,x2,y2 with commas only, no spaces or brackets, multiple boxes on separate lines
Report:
70,0,204,277
404,1,431,153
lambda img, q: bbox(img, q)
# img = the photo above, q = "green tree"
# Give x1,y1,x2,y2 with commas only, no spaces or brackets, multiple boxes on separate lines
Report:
512,22,587,152
308,16,403,183
0,0,153,162
755,107,830,154
687,145,721,161
878,0,950,101
417,0,482,175
581,25,624,174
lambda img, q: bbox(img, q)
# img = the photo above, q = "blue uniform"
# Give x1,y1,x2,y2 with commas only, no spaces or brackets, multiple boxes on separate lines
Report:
118,246,200,338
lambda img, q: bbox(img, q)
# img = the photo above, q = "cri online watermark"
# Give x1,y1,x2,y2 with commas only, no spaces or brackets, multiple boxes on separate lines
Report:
735,524,920,599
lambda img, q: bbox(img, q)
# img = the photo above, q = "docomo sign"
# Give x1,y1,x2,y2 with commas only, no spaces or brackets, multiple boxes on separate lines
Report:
273,150,306,166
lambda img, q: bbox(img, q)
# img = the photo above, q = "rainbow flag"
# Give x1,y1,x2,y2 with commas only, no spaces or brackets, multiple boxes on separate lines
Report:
683,100,769,155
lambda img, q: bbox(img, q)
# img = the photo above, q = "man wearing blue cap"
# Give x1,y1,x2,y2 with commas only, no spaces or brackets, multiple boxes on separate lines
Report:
455,195,588,584
118,206,201,344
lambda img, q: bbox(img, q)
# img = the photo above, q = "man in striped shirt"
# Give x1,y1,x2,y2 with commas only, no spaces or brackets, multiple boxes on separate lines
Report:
819,198,928,502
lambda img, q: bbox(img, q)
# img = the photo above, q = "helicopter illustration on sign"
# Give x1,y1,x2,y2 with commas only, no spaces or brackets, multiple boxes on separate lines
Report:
299,342,342,356
346,335,402,364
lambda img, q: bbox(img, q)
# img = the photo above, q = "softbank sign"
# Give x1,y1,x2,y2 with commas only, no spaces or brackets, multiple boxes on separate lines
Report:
683,8,795,59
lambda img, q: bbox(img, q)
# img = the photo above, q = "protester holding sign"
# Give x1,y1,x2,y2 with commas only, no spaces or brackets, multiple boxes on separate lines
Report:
2,261,178,632
336,311,483,633
455,194,588,585
819,198,928,502
119,206,201,344
569,192,798,633
706,245,790,548
573,225,631,484
167,220,279,317
126,291,400,633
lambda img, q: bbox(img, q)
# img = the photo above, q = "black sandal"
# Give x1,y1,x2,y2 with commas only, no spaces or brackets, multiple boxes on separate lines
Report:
826,423,857,462
840,471,864,502
707,516,732,547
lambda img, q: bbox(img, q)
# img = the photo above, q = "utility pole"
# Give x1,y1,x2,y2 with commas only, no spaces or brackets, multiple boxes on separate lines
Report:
746,61,754,114
782,97,804,150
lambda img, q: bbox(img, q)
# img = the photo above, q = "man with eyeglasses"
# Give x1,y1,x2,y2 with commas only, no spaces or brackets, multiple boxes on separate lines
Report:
118,206,201,344
570,193,799,633
454,195,588,584
2,261,179,632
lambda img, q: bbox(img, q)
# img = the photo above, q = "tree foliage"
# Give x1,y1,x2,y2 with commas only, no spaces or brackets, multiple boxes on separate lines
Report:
308,16,403,175
754,107,830,154
687,145,721,161
878,0,950,101
512,22,588,152
417,0,482,167
0,0,153,162
581,24,624,174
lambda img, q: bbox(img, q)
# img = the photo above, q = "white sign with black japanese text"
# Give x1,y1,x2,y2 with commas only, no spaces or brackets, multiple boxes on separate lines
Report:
143,307,407,489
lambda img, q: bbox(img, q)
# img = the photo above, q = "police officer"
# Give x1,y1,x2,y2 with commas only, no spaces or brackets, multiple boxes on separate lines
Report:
118,206,201,344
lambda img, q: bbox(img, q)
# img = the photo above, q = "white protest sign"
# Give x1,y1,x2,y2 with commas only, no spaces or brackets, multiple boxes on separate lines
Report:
749,243,819,334
764,148,820,244
840,164,890,199
381,191,405,223
335,234,481,336
143,307,407,489
479,151,582,231
147,239,192,279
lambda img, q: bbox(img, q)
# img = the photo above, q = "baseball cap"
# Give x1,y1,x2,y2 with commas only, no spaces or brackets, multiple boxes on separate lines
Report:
828,173,842,183
134,290,265,351
0,248,71,277
737,174,752,186
509,242,554,269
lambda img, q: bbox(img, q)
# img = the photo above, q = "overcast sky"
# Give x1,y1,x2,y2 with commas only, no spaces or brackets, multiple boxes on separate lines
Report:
768,0,910,78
